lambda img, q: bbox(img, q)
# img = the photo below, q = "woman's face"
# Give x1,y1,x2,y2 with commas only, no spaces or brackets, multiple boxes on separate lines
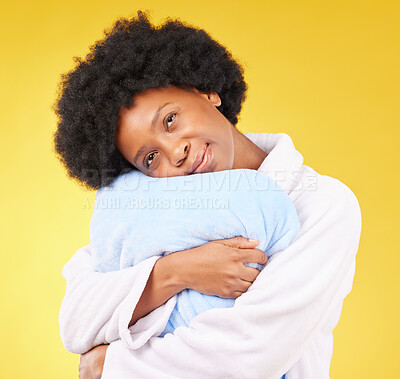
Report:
115,86,235,178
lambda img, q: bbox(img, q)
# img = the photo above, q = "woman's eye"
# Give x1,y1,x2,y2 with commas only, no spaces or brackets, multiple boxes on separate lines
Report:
146,152,157,167
166,114,175,130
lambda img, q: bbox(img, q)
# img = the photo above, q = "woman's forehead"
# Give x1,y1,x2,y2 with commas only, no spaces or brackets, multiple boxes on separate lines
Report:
134,86,194,103
119,86,198,123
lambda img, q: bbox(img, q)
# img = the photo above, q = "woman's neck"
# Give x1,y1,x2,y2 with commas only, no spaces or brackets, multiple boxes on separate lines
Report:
231,126,268,170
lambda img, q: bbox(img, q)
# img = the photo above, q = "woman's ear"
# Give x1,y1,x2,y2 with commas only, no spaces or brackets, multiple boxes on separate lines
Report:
207,91,222,107
195,89,222,107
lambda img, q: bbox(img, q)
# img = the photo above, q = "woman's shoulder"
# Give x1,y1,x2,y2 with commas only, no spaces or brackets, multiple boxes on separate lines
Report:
292,165,361,230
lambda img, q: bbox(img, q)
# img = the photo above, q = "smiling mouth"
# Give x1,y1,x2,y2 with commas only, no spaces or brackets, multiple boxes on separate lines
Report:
192,143,213,174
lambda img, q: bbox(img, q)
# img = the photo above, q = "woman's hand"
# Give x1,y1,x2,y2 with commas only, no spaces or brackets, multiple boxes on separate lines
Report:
129,237,267,327
177,237,267,299
79,344,108,379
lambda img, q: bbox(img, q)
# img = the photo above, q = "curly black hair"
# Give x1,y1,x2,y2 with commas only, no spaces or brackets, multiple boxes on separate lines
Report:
54,11,247,190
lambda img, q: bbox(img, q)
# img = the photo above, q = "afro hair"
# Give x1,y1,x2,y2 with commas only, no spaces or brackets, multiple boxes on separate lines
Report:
54,11,247,189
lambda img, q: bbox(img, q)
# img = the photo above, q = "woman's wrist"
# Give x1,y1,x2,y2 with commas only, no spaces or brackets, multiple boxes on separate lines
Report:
129,252,190,327
160,249,195,291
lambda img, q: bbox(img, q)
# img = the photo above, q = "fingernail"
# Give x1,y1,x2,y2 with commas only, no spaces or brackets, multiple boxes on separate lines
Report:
248,239,259,243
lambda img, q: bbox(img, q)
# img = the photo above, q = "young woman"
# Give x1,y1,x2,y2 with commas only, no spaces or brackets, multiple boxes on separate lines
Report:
55,12,361,378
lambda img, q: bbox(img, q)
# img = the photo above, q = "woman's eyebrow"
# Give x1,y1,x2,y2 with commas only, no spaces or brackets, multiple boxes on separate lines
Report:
152,102,172,127
133,102,172,166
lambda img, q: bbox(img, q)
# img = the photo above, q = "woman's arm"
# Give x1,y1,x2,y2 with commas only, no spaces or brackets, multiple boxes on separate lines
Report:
60,238,265,353
127,253,185,327
129,237,265,326
99,176,361,379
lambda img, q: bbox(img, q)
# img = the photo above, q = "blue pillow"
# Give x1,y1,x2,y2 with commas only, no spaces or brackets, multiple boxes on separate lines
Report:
90,168,300,335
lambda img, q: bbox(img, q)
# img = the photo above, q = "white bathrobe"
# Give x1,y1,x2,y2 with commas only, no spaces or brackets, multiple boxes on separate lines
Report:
59,132,362,379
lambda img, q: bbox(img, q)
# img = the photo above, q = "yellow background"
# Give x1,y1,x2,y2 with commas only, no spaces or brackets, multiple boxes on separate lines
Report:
1,0,398,377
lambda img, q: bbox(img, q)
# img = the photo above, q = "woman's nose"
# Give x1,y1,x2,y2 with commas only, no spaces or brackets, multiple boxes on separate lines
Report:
171,140,190,166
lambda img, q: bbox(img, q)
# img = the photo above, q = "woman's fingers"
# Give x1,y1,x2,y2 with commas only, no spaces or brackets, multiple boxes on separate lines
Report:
239,248,268,265
240,266,262,282
233,290,245,299
217,236,260,249
239,279,254,292
234,276,261,297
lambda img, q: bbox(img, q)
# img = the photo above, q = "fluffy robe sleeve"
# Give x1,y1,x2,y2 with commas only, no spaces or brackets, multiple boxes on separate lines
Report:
59,249,174,354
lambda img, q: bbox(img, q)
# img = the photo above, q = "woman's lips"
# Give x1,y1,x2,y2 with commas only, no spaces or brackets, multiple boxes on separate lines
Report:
193,143,213,174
